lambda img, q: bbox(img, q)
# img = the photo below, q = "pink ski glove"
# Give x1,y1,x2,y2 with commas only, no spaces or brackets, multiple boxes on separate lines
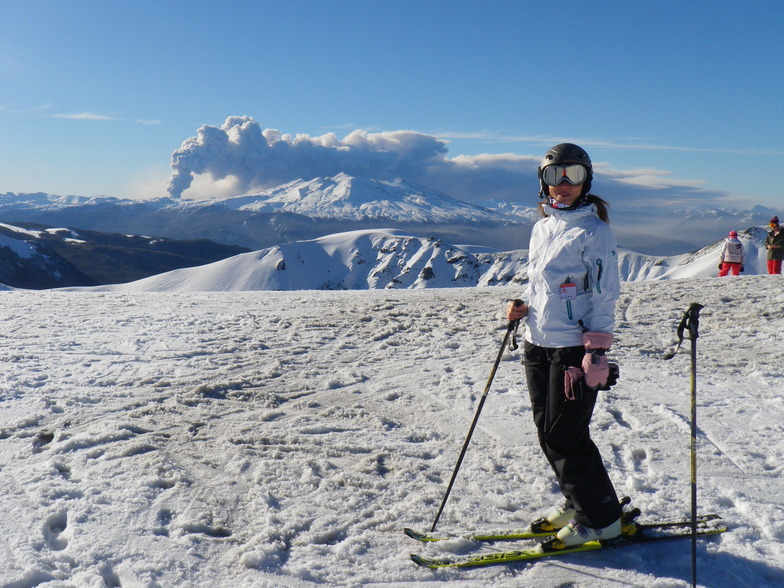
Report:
583,332,613,350
582,332,614,389
563,366,584,400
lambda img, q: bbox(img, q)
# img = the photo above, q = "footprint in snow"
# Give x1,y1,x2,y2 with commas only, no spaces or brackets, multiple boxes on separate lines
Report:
32,430,55,453
43,510,69,551
154,508,174,537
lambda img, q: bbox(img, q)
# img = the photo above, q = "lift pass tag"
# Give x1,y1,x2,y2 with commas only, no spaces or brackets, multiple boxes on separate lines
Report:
560,282,577,301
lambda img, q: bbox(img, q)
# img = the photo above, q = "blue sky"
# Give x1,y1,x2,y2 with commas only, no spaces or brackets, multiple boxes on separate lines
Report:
1,0,782,211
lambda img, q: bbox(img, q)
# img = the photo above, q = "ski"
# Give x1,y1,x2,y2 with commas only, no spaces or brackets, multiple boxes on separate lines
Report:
405,526,552,542
410,521,727,569
404,513,721,543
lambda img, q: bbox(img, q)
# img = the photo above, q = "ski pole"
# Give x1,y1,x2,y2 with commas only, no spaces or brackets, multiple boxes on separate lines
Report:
429,299,523,532
686,303,703,588
664,302,704,588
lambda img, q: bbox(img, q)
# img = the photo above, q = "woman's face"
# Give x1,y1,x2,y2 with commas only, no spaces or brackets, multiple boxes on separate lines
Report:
548,182,583,207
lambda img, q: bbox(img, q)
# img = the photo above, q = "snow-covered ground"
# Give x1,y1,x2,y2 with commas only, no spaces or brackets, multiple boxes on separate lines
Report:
1,276,783,587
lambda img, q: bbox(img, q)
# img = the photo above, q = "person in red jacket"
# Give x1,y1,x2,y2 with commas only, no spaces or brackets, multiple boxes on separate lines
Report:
718,231,744,276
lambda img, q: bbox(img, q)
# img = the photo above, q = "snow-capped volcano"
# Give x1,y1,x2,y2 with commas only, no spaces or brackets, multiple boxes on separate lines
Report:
218,173,514,223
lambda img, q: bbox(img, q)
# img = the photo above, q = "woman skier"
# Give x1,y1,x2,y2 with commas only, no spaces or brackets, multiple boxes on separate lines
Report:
506,143,623,548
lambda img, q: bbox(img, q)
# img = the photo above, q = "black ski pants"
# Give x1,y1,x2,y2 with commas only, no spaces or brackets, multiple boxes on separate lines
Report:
523,341,622,529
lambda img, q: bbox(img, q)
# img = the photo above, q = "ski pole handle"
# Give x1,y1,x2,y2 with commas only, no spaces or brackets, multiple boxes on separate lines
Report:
663,303,703,360
506,299,525,351
685,303,703,340
507,298,525,330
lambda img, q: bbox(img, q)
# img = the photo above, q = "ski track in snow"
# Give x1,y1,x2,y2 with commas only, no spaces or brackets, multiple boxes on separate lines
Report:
0,277,783,587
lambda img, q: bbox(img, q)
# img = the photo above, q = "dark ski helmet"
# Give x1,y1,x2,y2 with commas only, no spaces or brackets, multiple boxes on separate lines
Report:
538,143,593,198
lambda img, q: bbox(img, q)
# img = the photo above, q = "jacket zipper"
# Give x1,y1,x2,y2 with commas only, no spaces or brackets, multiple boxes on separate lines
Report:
596,259,604,293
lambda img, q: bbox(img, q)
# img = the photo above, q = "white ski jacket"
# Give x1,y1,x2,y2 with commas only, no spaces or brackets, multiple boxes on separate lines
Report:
524,204,620,348
720,238,744,264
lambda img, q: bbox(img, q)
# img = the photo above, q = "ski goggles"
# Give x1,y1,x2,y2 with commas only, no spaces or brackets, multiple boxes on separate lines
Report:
541,164,588,186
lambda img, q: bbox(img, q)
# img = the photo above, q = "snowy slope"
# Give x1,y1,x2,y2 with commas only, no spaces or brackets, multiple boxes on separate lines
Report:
618,227,770,281
1,277,782,586
68,229,528,292
70,226,772,293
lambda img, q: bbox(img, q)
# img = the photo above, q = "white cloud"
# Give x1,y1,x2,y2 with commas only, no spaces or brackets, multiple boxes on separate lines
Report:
167,116,450,199
598,166,706,190
436,131,784,158
183,172,246,200
54,112,114,121
122,166,171,200
166,116,734,206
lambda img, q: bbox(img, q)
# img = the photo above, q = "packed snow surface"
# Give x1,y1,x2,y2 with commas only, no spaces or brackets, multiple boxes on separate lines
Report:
1,276,783,587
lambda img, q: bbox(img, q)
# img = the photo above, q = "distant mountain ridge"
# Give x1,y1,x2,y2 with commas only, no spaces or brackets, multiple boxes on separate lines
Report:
70,226,773,293
0,174,517,223
0,222,249,289
0,176,779,256
0,178,535,253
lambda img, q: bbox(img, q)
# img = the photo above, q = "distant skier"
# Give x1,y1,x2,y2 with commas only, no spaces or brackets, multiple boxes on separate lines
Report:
765,216,783,274
506,143,623,548
718,231,744,276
